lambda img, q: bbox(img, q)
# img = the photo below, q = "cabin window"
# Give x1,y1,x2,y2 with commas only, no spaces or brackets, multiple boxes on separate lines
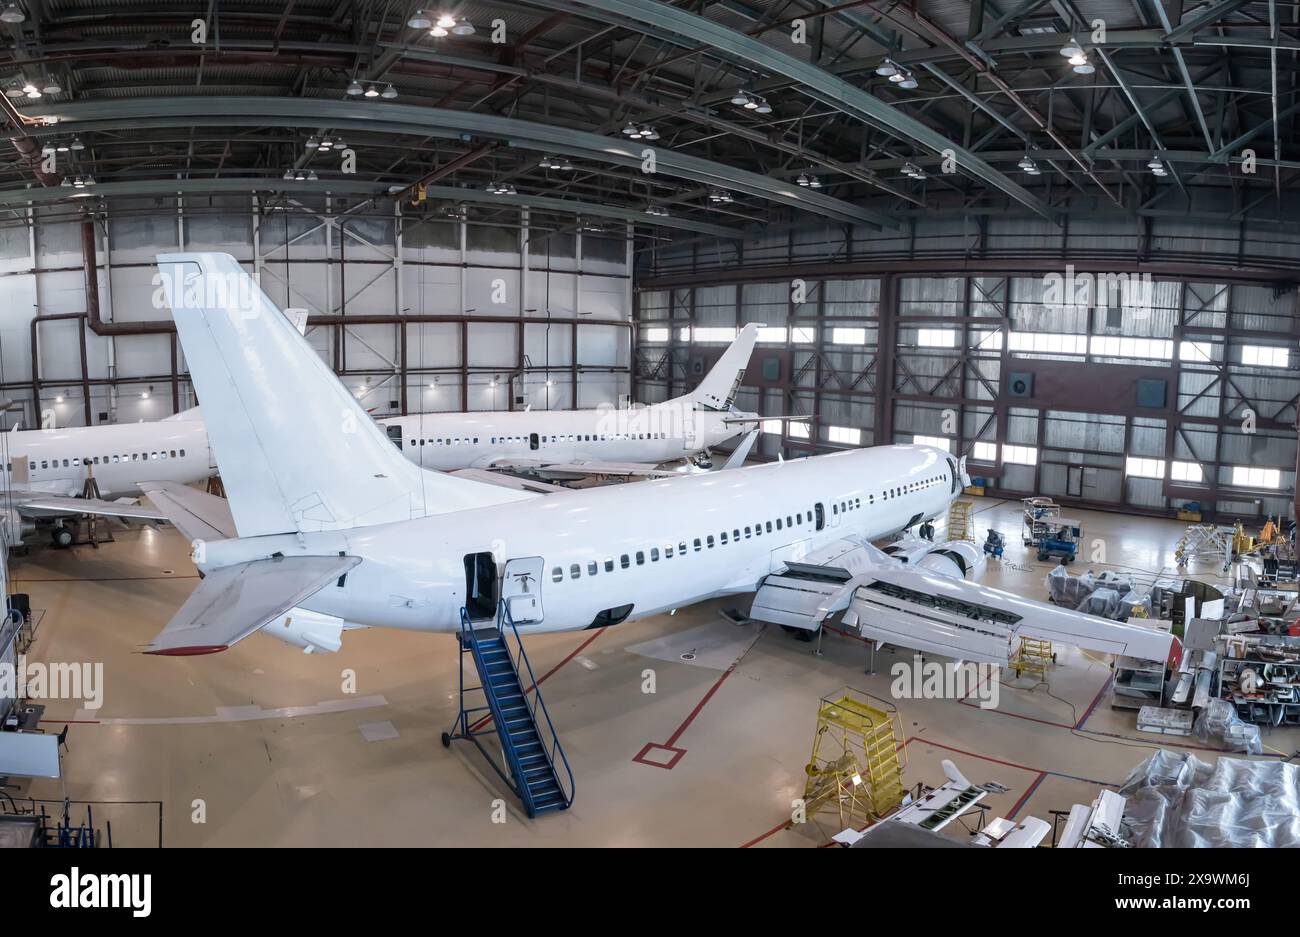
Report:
650,548,660,562
754,523,762,536
112,455,119,463
679,542,687,554
720,532,728,544
832,504,838,515
621,554,630,569
796,513,802,524
636,551,645,565
605,558,614,573
733,529,740,540
693,538,702,552
551,567,563,583
40,461,47,469
665,545,674,558
766,521,772,533
588,561,598,576
706,536,714,548
570,564,580,580
744,527,751,538
63,460,69,467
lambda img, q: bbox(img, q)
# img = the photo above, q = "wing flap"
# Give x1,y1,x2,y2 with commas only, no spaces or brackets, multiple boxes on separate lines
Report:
144,555,359,655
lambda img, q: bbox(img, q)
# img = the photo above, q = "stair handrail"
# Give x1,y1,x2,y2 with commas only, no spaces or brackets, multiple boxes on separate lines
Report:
496,599,575,808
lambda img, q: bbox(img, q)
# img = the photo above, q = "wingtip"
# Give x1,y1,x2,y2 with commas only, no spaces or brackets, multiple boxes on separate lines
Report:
144,644,229,656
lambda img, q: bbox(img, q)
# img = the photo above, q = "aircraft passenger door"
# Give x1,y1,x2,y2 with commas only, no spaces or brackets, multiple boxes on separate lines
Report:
529,433,539,451
385,424,403,451
1067,465,1084,498
502,556,544,625
682,413,695,450
814,502,825,531
9,455,27,485
827,501,841,528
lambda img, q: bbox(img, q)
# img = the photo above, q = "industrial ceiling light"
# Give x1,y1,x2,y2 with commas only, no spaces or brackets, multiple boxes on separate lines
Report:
622,121,639,136
875,59,898,78
753,97,772,114
294,169,306,181
60,176,71,187
888,70,906,83
730,89,750,106
55,140,69,153
381,83,398,99
363,83,380,98
407,9,432,29
640,125,659,140
39,77,60,95
22,80,40,98
141,386,151,400
807,175,822,188
283,169,294,180
436,13,456,29
901,162,925,180
743,95,760,109
305,135,320,149
796,173,810,187
72,175,84,188
69,136,84,151
307,170,318,182
897,74,918,90
3,84,22,98
346,79,364,96
558,159,573,171
0,4,24,24
1059,37,1084,58
451,18,475,36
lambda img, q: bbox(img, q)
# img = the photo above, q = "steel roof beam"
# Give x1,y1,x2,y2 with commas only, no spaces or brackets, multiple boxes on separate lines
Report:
541,0,1056,221
0,175,747,238
30,96,892,229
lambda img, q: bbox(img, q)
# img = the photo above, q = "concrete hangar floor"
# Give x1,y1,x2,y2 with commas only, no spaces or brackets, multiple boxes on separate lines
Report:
12,496,1291,847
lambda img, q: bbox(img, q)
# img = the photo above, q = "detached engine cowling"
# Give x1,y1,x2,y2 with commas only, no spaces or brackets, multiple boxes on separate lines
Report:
0,509,34,548
882,537,987,582
261,607,346,654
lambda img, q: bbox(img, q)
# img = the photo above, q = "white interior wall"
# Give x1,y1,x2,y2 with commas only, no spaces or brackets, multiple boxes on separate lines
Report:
0,198,633,428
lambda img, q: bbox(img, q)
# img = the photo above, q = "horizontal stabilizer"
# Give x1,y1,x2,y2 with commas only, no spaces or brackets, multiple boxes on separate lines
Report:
139,481,236,541
721,429,759,470
144,555,358,655
162,406,202,422
449,469,568,494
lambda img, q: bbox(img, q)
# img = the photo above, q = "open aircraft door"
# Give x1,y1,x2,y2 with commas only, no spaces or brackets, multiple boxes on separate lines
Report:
502,556,544,624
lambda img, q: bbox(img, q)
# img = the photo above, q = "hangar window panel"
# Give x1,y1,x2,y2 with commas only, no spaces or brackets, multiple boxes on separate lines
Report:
828,425,862,445
1232,466,1281,489
832,327,866,345
972,330,1003,351
1241,345,1289,368
913,435,951,451
917,328,957,347
1002,444,1037,465
757,327,787,343
970,442,998,462
1179,341,1213,363
1125,457,1165,479
1171,461,1204,483
762,419,784,434
788,422,811,439
790,327,815,344
689,327,738,343
643,327,670,343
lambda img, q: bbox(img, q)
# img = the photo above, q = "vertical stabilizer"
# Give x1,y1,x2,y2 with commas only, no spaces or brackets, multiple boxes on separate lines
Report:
687,323,757,411
157,252,532,538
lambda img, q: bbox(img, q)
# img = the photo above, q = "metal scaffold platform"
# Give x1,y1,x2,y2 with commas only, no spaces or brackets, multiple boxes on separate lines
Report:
800,688,907,836
946,499,975,542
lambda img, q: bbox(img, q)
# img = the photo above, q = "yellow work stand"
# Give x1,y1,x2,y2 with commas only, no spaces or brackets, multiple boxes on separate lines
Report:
801,689,907,834
1010,637,1056,679
946,499,975,542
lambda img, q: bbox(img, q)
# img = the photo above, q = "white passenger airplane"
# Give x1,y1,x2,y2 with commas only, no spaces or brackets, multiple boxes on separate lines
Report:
139,252,1173,670
0,315,755,548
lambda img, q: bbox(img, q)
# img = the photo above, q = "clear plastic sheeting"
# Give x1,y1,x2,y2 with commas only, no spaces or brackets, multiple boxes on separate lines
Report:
1192,699,1263,755
1119,749,1300,847
1046,565,1094,607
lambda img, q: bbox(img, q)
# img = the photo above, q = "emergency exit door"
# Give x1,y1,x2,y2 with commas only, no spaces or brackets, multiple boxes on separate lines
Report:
9,455,27,484
502,556,545,624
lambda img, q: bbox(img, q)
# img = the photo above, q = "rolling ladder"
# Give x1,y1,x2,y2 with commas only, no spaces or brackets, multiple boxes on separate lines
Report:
442,600,574,818
946,499,975,542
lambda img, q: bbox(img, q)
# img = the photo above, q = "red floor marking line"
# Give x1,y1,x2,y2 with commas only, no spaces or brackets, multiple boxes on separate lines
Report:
468,627,606,733
1007,771,1047,820
1074,673,1114,730
958,695,1074,729
634,665,736,770
739,820,790,849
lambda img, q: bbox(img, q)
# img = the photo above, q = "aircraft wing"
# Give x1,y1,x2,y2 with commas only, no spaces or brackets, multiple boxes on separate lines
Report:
138,481,236,541
449,469,569,494
485,458,682,479
751,535,1173,664
8,491,164,522
144,555,359,655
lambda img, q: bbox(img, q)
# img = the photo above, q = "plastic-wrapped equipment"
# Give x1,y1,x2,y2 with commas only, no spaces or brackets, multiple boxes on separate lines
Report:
1192,699,1262,755
1118,748,1300,847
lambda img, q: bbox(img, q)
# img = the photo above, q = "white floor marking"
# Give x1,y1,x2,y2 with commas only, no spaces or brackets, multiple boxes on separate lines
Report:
74,694,389,725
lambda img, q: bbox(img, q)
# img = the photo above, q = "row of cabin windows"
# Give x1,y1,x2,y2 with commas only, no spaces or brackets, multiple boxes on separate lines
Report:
19,449,187,473
551,505,823,583
871,473,945,504
409,432,669,447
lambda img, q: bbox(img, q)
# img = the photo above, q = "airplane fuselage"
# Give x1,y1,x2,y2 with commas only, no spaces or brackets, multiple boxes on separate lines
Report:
199,444,960,636
0,420,213,498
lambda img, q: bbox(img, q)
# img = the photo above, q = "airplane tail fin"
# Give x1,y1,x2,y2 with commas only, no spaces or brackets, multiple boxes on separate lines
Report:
156,252,532,538
685,323,757,411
